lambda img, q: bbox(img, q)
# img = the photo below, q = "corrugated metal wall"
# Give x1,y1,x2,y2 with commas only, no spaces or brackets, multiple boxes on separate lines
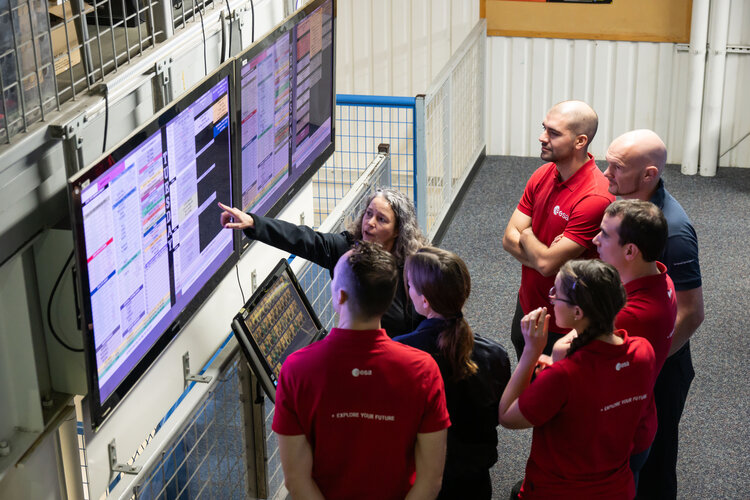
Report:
719,0,750,169
486,37,690,163
335,0,479,96
486,0,750,169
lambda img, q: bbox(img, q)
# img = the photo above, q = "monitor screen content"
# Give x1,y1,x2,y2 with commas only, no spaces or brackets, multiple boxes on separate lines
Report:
70,68,235,427
235,0,334,233
291,0,334,172
232,259,322,399
238,31,293,215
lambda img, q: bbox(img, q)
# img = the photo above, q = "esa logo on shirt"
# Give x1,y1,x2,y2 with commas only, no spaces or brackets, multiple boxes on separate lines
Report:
352,368,372,377
553,205,570,221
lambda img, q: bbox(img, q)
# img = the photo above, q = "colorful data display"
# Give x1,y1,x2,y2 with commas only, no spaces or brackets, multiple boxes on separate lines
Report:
239,33,293,214
237,0,334,222
291,0,333,171
73,75,234,412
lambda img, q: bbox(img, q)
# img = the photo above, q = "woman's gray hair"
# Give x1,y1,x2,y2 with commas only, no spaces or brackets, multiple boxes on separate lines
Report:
349,188,428,265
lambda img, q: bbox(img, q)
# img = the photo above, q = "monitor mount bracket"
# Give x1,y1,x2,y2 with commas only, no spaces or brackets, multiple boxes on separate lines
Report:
183,352,212,389
108,439,142,483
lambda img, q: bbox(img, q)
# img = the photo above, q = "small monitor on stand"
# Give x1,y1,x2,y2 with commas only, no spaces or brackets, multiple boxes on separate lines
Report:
231,259,325,401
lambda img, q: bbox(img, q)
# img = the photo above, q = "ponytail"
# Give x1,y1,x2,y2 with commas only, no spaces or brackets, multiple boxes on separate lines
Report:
406,248,477,380
438,314,478,380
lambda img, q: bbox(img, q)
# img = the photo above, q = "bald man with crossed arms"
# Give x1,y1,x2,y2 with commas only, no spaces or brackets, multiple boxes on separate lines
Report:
503,100,614,360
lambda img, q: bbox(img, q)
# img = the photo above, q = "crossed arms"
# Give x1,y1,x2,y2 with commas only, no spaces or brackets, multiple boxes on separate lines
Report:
502,209,587,277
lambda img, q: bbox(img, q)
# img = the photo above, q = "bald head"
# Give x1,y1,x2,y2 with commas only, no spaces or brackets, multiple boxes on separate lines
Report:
610,129,667,173
550,100,599,149
603,129,667,200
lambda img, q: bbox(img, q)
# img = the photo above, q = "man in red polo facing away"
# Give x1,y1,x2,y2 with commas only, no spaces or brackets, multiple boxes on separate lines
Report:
273,241,451,500
503,100,614,359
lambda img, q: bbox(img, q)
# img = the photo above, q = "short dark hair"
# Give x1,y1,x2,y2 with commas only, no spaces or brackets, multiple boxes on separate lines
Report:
605,199,668,262
343,241,398,319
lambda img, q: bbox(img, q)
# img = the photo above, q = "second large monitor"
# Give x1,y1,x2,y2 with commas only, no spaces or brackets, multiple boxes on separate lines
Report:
235,0,334,247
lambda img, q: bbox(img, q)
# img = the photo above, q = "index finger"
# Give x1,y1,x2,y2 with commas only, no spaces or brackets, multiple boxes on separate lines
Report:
218,202,241,216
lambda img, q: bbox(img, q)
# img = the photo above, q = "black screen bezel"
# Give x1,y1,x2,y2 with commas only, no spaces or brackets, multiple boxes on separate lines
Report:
234,0,336,255
68,61,238,431
231,258,323,401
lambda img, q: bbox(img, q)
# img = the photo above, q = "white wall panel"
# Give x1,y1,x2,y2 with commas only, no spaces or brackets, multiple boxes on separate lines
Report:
431,0,452,81
391,2,412,96
411,0,432,94
486,36,691,164
372,0,393,95
335,0,479,96
718,0,750,168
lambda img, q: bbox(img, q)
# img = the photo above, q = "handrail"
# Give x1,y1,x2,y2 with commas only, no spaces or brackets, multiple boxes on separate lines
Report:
336,94,416,107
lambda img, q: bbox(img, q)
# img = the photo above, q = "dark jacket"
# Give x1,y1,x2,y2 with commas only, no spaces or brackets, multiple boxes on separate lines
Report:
394,318,511,474
243,213,422,337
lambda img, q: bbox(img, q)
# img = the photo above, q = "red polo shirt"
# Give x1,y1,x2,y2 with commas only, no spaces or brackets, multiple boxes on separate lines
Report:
518,330,655,499
272,328,451,500
517,155,614,333
615,262,677,452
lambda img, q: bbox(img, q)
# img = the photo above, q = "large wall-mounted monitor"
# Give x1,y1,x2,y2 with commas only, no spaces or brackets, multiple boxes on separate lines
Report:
291,0,334,173
68,62,237,430
235,0,335,252
231,259,325,401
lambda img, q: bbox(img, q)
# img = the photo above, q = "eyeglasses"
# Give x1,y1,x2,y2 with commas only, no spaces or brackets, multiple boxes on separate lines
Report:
549,286,575,305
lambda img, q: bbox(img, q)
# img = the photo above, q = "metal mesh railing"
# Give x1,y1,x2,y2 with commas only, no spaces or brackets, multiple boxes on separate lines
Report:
173,0,215,31
421,19,485,239
1,0,169,143
1,0,58,141
424,81,449,234
313,95,416,226
132,354,248,500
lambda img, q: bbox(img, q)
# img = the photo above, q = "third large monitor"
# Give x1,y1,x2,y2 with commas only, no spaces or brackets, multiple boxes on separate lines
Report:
235,0,335,252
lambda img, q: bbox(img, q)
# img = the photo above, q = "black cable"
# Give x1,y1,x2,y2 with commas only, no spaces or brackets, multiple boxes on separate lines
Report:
220,15,226,63
235,264,246,304
251,0,255,42
47,251,84,353
198,7,207,76
224,0,232,60
102,85,109,154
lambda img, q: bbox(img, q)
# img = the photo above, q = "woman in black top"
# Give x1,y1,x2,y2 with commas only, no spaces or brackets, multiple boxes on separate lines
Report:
219,188,428,337
393,247,511,499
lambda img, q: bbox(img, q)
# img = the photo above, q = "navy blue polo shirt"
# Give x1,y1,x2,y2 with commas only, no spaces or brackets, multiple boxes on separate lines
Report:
650,180,702,291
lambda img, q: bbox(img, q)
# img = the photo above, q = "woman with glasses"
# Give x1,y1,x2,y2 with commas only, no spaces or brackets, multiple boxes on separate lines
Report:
393,247,510,500
219,188,428,337
498,259,656,499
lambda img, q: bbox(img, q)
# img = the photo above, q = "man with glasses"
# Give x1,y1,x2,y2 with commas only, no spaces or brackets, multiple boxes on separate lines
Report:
603,130,704,500
503,100,614,359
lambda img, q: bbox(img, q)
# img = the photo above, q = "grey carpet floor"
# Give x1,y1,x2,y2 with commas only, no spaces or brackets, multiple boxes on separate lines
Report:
437,155,750,499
